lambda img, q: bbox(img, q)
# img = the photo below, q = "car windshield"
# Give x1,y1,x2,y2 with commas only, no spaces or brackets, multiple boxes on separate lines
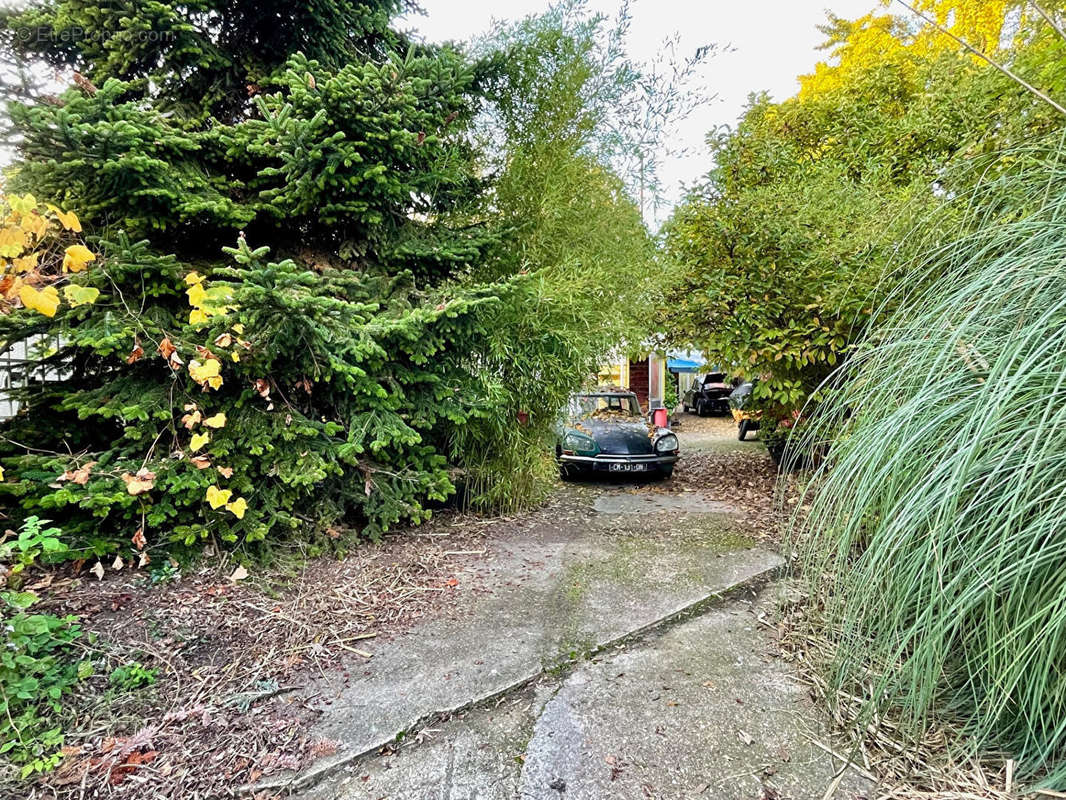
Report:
571,394,642,418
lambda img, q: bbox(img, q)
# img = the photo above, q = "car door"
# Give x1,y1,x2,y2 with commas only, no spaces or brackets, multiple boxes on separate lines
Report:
682,376,700,407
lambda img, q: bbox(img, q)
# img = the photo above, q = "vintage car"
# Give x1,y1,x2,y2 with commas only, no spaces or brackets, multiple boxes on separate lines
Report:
682,372,733,416
556,390,679,479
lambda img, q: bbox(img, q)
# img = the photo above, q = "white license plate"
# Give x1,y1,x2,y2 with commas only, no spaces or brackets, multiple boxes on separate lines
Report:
610,463,646,472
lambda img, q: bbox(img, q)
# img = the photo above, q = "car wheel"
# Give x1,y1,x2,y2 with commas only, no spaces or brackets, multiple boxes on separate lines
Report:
696,400,708,417
738,420,750,441
658,465,674,479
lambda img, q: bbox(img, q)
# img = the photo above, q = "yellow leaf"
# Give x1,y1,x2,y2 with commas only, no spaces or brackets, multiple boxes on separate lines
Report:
0,226,27,258
186,282,206,307
188,358,221,385
230,351,240,362
63,284,100,307
206,375,222,390
62,244,95,273
50,206,81,232
10,195,37,214
0,465,5,481
226,496,248,519
13,253,39,273
190,431,210,452
206,485,232,509
19,213,48,240
232,323,245,334
19,285,60,317
185,271,204,285
189,308,209,325
203,412,226,429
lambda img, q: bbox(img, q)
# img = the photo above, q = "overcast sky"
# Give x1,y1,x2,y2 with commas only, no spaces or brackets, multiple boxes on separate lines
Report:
405,0,882,222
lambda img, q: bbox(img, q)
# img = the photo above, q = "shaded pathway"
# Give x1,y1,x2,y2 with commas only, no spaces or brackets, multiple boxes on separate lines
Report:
275,414,867,800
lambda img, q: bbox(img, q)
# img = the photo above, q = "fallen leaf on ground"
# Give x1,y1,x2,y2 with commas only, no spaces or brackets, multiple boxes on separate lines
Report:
229,565,248,582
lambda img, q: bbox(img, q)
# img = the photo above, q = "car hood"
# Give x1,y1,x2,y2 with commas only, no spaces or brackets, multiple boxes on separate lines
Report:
570,418,657,455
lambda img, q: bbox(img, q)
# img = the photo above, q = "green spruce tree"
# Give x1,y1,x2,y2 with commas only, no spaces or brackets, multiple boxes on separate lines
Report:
0,0,505,555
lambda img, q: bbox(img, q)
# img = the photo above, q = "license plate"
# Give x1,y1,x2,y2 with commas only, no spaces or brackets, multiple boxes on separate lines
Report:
610,463,646,472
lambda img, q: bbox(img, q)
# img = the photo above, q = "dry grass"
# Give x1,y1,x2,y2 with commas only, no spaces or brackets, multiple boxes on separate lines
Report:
13,508,514,799
780,594,1054,800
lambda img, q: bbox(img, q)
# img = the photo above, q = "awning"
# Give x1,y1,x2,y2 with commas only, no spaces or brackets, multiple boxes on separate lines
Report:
667,357,702,373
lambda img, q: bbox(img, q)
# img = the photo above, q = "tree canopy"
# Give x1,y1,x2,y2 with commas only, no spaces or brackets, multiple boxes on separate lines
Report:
660,3,1056,429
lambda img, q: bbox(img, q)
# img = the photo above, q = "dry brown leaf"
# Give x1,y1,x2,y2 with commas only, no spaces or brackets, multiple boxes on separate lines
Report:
121,468,156,496
131,528,147,550
228,565,248,582
190,455,212,469
181,410,202,430
69,461,96,485
112,554,124,571
216,465,233,478
58,460,96,485
90,561,104,580
126,343,145,364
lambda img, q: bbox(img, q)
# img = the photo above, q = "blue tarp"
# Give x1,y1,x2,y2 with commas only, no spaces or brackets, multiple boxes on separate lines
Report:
667,357,702,373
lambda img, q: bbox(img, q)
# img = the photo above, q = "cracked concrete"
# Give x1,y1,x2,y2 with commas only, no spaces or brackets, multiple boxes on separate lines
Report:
303,585,868,800
266,506,781,794
274,421,866,800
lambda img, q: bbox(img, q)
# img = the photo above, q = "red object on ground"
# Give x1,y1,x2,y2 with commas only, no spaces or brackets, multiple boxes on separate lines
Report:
517,410,529,426
653,407,668,428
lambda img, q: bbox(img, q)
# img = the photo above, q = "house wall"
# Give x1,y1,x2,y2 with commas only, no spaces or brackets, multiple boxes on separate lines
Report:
628,358,649,411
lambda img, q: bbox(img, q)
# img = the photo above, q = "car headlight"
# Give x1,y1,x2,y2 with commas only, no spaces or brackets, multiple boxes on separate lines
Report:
563,432,597,453
655,433,678,453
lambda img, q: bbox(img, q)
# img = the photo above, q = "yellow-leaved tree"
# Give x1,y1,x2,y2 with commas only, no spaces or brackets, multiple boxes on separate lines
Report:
0,193,101,319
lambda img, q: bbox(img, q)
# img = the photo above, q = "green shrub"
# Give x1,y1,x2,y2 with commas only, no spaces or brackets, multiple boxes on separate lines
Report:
0,0,667,556
0,589,86,777
0,517,66,588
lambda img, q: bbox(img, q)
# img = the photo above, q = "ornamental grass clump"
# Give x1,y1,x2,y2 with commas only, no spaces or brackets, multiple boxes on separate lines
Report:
790,137,1066,784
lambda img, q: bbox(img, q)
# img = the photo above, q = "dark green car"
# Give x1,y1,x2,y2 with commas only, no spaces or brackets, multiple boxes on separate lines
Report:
555,390,679,479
